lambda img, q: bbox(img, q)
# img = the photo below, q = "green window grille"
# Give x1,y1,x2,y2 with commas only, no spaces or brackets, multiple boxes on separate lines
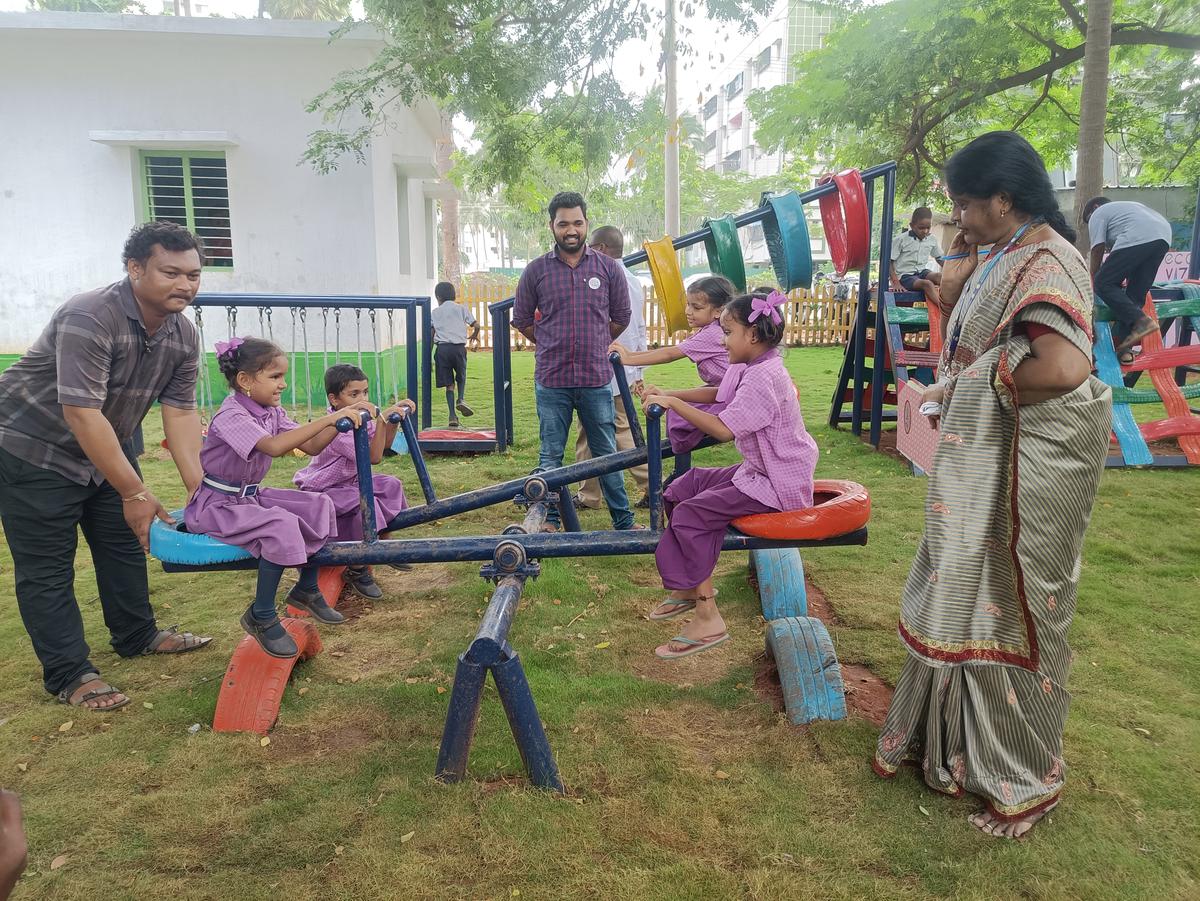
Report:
139,150,233,269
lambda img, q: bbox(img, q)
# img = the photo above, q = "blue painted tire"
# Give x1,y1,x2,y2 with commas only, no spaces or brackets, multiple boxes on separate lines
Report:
750,548,807,619
765,616,846,724
761,191,813,292
149,510,254,566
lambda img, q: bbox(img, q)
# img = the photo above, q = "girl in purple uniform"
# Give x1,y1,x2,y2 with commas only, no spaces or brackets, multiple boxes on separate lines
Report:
643,292,818,659
185,337,374,658
295,363,413,600
610,276,735,453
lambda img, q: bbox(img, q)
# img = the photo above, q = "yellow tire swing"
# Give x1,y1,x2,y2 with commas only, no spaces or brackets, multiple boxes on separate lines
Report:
643,236,690,334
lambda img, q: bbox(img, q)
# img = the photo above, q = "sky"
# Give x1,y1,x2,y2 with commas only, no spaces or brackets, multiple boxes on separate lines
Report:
4,0,784,116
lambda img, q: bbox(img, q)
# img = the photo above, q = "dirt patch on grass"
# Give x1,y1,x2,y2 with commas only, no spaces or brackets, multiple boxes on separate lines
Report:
804,579,842,625
375,563,456,595
268,716,379,759
840,664,892,726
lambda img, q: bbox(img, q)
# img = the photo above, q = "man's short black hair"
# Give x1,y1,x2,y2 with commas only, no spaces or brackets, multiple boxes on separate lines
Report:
434,282,456,304
1081,196,1111,222
122,220,205,266
590,225,624,255
325,363,368,397
548,191,588,222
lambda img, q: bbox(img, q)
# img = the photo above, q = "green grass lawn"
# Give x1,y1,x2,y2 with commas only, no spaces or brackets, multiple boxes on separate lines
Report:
1,348,1197,900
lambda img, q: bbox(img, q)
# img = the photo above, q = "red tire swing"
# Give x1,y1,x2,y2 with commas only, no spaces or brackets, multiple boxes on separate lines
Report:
818,169,870,276
732,479,870,540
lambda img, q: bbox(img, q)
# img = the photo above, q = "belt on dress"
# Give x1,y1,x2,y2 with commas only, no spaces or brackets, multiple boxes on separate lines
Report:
202,475,260,498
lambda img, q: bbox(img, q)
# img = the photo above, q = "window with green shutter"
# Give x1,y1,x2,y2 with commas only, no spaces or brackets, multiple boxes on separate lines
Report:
139,151,234,269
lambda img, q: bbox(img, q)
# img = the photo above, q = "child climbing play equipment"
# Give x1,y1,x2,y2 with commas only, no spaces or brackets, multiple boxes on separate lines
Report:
1093,283,1200,467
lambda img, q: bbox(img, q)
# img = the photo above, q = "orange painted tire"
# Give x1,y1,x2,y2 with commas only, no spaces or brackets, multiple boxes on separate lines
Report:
732,479,870,540
818,169,870,276
644,236,690,333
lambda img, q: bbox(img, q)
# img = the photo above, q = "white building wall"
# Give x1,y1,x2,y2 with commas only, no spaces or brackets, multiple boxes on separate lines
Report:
0,13,441,351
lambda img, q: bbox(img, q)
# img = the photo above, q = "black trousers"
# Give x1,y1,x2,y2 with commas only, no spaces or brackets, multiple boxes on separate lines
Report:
1095,239,1170,341
0,447,158,696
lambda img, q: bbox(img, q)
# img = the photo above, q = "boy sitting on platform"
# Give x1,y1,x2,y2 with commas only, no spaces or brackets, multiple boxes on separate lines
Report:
295,364,414,599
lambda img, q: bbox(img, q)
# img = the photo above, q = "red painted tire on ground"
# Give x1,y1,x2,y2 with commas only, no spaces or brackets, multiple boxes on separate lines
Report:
818,169,870,276
732,479,870,540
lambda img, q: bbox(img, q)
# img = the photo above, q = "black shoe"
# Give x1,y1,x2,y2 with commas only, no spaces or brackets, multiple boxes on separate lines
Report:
634,494,651,509
240,608,299,658
571,492,593,511
387,562,413,572
448,418,461,429
286,585,347,623
456,400,475,417
340,567,382,602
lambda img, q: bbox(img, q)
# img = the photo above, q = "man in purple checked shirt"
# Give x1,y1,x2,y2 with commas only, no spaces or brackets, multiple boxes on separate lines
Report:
512,192,639,532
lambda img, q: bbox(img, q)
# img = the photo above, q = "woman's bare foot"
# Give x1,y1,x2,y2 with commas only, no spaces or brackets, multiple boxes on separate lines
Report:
969,801,1057,839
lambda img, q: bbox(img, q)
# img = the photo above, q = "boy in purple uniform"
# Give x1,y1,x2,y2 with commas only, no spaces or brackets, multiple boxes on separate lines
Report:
512,191,638,532
643,291,818,659
295,363,413,599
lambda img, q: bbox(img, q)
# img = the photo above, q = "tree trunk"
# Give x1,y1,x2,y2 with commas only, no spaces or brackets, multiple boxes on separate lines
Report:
1074,0,1113,255
435,111,462,285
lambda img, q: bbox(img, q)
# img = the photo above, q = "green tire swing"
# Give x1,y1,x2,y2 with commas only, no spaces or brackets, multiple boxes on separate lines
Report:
760,191,813,292
702,215,747,293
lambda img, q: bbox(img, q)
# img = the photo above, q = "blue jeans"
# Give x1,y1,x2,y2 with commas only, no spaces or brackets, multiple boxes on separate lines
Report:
535,384,633,529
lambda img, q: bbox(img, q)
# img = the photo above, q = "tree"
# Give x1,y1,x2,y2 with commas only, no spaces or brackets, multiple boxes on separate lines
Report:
303,0,771,188
748,0,1200,200
31,0,143,11
265,0,349,20
1073,0,1113,252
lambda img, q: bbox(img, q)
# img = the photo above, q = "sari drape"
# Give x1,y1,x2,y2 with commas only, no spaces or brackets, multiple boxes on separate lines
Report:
873,239,1113,820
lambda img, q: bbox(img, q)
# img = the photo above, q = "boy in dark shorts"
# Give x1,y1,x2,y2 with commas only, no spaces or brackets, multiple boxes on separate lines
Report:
890,207,944,302
430,282,480,428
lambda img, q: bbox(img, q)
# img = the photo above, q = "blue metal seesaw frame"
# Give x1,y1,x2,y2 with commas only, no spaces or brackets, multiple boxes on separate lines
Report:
152,356,868,791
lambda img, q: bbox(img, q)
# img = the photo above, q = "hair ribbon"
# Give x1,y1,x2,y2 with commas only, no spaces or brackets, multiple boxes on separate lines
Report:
748,290,787,326
215,337,244,360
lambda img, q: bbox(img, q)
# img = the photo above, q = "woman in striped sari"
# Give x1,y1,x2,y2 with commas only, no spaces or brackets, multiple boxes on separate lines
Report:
873,132,1113,838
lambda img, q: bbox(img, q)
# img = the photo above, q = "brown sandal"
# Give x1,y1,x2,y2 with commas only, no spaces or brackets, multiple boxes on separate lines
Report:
57,672,131,711
141,625,213,655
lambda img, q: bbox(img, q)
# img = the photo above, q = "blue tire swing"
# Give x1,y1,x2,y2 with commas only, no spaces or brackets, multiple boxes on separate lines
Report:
150,511,254,566
760,191,814,292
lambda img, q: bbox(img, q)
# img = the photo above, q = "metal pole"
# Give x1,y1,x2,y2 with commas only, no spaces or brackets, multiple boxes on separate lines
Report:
870,169,896,447
399,412,437,505
405,308,419,413
850,178,875,435
646,404,664,533
434,653,488,783
610,352,644,448
492,652,564,792
420,297,434,430
338,411,379,543
663,0,680,238
557,485,582,533
299,526,869,569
